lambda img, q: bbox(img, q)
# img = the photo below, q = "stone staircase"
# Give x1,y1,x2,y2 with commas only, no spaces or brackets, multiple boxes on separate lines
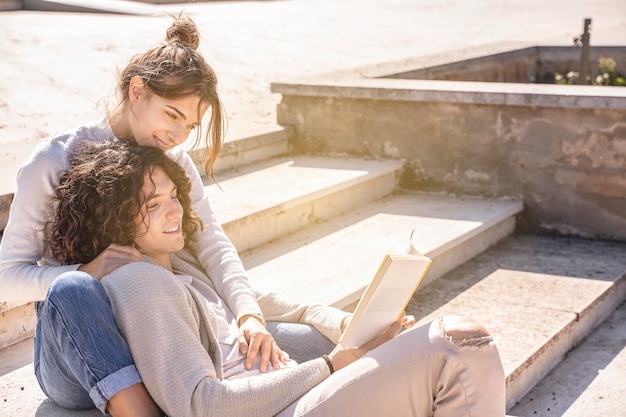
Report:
1,126,625,416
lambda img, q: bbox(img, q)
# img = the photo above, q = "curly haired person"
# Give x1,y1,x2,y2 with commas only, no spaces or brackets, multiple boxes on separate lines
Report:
44,140,505,417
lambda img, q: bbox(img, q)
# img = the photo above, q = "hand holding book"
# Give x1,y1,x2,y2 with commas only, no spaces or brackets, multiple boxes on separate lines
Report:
328,319,403,373
337,230,431,348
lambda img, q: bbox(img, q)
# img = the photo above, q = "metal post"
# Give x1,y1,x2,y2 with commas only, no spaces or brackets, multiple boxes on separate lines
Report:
579,18,591,85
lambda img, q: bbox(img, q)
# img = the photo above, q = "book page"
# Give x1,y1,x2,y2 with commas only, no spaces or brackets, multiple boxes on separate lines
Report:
338,253,431,348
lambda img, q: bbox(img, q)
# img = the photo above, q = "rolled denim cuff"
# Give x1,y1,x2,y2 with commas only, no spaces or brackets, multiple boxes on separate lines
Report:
89,364,143,414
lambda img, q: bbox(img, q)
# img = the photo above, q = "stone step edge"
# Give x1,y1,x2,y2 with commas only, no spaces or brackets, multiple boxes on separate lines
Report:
189,124,293,177
505,274,626,409
418,199,523,288
221,159,403,253
0,301,36,350
331,207,520,310
21,0,161,15
240,190,523,310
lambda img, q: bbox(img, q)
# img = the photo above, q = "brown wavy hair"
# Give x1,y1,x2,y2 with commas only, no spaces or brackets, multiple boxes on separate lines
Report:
115,14,225,180
46,141,203,265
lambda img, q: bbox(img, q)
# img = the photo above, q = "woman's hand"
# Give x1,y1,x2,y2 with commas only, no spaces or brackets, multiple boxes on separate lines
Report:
238,315,288,372
401,312,416,330
78,243,144,280
329,318,404,373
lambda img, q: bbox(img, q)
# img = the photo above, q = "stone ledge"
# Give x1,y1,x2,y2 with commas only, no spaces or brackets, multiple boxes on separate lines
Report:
21,0,160,15
271,46,626,242
274,77,626,110
0,301,35,350
188,124,293,176
407,234,626,409
272,45,626,110
242,191,522,308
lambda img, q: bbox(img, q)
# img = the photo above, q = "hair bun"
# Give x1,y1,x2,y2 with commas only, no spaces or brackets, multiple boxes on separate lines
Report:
166,15,200,50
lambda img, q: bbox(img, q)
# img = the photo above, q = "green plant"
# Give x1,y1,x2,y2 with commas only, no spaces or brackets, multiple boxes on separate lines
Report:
555,71,579,85
554,57,625,86
593,57,626,86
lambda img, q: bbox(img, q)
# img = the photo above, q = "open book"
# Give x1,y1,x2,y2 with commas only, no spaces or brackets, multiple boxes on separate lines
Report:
337,232,431,348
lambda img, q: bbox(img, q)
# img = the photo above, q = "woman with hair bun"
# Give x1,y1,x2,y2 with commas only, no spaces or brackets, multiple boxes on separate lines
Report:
0,15,302,416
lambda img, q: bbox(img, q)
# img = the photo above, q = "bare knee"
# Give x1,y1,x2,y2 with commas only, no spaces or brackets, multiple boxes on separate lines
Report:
440,315,494,348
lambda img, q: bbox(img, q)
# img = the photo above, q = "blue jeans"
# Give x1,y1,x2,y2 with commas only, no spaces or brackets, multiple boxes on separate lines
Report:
34,271,142,414
34,271,335,413
266,321,335,363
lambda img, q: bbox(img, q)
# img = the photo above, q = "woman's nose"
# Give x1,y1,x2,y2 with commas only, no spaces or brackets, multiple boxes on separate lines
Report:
169,124,190,146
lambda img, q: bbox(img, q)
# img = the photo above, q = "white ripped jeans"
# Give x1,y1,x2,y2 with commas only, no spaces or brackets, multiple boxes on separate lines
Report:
278,315,505,417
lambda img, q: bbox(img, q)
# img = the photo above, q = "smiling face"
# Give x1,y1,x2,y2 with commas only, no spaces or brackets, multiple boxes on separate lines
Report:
134,166,186,270
126,77,210,151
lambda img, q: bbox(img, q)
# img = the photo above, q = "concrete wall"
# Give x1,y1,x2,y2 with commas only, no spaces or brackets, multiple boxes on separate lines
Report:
0,0,21,11
276,91,626,241
388,46,626,84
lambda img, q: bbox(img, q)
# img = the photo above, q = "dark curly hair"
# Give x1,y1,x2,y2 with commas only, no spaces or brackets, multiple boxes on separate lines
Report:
46,140,203,265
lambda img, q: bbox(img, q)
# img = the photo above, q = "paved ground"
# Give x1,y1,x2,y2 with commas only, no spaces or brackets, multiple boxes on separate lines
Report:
509,301,626,417
1,0,626,195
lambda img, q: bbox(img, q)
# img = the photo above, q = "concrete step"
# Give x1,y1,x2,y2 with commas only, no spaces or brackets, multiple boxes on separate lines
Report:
241,191,522,308
189,124,292,177
406,235,626,410
207,154,403,254
507,300,626,417
21,0,161,15
0,301,36,350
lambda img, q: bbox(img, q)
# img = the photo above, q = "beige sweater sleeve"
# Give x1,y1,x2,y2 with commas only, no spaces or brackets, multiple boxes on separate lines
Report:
256,290,350,344
102,262,331,417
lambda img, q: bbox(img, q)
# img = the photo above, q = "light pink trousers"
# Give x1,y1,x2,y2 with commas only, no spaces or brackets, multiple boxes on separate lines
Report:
278,318,506,417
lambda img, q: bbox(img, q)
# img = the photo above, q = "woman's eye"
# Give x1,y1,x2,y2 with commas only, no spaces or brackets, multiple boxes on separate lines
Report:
146,203,158,211
166,112,177,120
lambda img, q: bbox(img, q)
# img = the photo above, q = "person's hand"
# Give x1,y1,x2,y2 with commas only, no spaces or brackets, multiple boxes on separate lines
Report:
77,243,144,280
238,315,288,372
329,319,402,372
401,312,416,329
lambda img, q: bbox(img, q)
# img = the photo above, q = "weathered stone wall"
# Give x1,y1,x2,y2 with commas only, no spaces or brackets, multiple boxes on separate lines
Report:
388,46,626,85
277,95,626,241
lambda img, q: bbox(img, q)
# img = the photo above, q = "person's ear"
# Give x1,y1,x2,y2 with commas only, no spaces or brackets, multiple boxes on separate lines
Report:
128,76,146,104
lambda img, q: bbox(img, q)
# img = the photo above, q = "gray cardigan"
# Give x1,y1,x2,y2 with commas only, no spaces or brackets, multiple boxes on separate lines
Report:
102,250,350,417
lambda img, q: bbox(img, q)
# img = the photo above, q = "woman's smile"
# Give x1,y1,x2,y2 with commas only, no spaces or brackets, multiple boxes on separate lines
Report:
153,135,173,151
